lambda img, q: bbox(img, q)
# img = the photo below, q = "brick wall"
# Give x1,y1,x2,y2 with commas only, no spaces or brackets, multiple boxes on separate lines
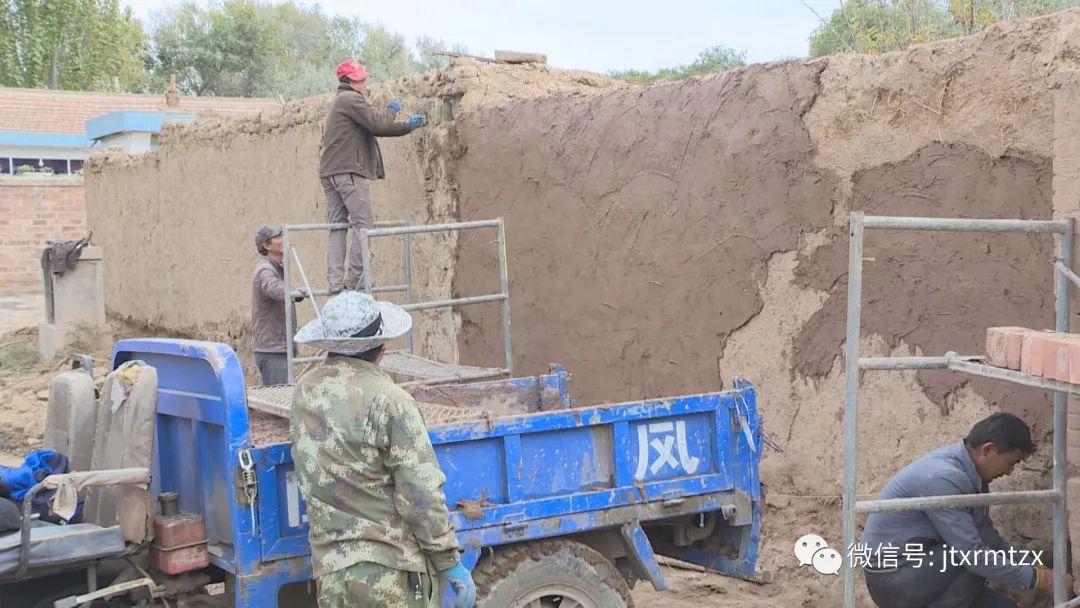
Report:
0,176,86,293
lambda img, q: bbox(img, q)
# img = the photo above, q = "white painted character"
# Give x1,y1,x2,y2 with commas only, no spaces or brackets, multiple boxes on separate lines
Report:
634,420,701,480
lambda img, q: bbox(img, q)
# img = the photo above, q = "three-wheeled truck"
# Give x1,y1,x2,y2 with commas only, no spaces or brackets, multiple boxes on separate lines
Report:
0,338,762,607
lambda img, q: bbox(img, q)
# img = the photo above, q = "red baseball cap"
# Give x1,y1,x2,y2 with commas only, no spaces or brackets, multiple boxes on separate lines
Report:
336,59,370,82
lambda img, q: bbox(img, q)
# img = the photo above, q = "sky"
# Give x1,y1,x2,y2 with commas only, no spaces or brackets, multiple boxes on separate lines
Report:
121,0,844,73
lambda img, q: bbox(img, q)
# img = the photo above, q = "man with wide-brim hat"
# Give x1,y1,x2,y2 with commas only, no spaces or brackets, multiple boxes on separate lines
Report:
289,291,475,608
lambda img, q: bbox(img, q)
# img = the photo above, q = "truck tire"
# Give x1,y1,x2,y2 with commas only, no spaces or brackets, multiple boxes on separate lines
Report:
473,540,633,608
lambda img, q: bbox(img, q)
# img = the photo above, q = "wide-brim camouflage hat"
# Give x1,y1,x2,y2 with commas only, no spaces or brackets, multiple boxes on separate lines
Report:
294,290,412,354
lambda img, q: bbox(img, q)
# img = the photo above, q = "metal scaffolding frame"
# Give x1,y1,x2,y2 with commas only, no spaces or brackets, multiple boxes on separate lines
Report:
360,218,514,376
841,213,1076,608
279,218,513,385
282,220,407,384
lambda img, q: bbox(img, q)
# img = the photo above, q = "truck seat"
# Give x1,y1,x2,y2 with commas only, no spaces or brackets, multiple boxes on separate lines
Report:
0,522,123,575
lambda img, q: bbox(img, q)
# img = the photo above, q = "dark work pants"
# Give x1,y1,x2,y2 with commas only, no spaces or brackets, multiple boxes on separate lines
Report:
864,547,1018,608
254,352,289,386
322,173,373,291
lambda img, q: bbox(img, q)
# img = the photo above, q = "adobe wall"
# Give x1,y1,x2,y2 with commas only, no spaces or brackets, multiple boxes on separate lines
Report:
451,11,1080,602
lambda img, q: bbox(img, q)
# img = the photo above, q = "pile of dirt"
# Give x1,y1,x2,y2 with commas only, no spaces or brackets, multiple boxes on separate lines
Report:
0,317,192,464
0,324,115,465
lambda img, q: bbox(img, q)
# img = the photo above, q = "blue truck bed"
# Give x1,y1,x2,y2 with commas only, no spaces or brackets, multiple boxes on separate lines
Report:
113,338,763,606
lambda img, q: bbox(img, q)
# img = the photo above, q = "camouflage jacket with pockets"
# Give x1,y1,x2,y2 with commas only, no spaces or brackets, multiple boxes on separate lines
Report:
290,356,460,577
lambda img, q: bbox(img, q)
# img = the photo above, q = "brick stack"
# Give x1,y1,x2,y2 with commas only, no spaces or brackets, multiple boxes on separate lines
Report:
986,326,1080,382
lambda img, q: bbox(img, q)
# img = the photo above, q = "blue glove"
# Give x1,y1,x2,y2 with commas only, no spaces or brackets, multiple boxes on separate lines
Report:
387,99,402,113
408,114,425,129
441,562,476,608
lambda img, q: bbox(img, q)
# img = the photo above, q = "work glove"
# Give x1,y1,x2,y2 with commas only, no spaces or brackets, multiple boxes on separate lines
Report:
1034,565,1054,594
408,114,426,130
291,288,309,302
387,99,402,113
441,562,476,608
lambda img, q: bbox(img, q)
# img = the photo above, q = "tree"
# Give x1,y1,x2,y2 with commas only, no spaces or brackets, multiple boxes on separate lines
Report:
357,24,409,82
254,3,356,99
808,0,1080,57
151,0,277,96
148,1,465,99
608,44,747,85
0,0,149,91
678,45,748,77
411,35,468,72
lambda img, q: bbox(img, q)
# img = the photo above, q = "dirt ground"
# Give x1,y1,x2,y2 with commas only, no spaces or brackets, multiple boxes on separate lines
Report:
0,293,43,335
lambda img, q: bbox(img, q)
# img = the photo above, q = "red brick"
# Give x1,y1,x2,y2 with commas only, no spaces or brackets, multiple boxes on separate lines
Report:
1022,331,1054,375
986,327,1011,367
0,180,88,292
1043,336,1069,381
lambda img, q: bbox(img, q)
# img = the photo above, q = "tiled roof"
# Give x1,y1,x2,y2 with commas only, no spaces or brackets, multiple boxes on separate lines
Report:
0,86,281,135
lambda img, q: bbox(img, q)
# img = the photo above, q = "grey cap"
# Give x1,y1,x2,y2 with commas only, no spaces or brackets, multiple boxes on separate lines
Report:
294,290,412,354
254,225,283,255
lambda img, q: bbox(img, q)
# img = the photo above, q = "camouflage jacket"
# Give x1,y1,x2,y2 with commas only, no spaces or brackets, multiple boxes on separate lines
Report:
290,356,460,577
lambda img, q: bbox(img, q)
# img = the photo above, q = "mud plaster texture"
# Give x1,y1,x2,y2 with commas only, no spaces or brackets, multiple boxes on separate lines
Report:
84,61,624,378
72,10,1080,606
453,11,1080,606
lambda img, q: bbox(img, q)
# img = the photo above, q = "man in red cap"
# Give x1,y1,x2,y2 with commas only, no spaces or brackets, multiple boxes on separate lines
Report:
320,58,426,294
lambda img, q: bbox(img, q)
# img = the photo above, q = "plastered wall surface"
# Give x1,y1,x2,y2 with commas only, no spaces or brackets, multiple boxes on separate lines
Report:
83,11,1080,604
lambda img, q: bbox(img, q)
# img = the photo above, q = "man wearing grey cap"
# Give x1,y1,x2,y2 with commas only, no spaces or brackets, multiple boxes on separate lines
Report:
291,291,475,608
251,225,305,386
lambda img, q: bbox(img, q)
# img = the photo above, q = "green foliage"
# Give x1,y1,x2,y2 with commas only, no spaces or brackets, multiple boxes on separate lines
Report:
411,35,468,72
0,0,149,91
149,1,469,99
608,45,747,85
808,0,1080,57
3,0,468,97
151,0,277,96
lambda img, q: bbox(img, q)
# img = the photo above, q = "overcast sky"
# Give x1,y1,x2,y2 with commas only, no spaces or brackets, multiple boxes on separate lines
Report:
121,0,843,73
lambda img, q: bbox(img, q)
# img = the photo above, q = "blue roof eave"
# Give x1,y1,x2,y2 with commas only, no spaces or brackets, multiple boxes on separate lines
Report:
85,110,198,141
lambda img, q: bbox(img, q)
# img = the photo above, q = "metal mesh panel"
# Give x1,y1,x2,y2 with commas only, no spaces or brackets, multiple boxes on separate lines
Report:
245,385,491,444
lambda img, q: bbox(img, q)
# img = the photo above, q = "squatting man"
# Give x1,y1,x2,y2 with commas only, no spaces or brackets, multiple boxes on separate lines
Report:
859,413,1069,607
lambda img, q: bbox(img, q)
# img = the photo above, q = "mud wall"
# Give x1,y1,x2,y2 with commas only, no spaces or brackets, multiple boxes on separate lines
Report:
453,11,1080,600
80,10,1080,604
85,63,624,369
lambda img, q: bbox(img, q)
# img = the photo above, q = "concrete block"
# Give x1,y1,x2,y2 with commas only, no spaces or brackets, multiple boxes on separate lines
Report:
38,323,71,360
50,245,105,326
